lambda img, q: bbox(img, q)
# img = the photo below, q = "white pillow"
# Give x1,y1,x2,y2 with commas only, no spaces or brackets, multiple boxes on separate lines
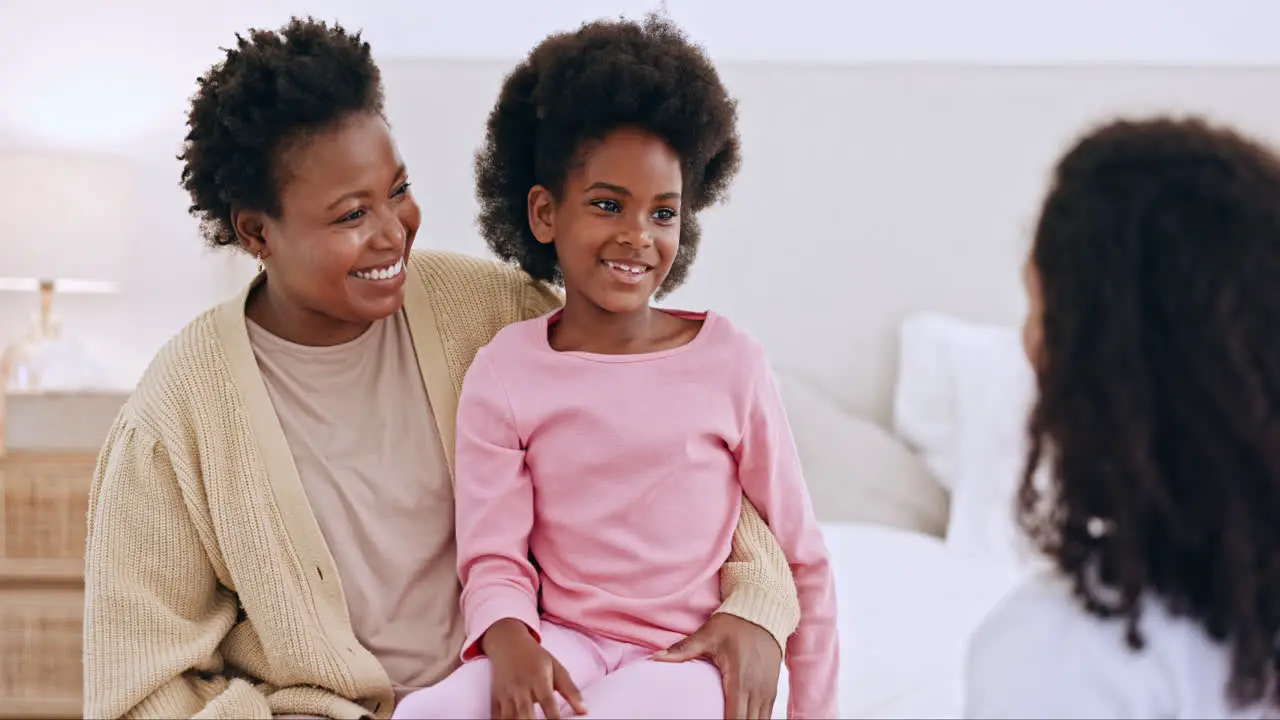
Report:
946,327,1040,568
892,312,1045,570
892,313,1020,490
777,371,949,537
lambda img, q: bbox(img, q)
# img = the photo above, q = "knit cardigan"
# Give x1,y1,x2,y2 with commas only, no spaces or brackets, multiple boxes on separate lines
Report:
83,249,801,720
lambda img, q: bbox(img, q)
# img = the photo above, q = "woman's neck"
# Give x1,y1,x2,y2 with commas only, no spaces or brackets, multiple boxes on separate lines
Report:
246,280,373,347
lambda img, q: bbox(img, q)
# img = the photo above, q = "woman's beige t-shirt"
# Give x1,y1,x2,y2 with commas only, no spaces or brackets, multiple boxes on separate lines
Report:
247,310,462,702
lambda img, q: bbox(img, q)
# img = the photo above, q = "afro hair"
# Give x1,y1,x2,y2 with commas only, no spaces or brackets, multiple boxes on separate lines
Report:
178,16,384,249
474,13,740,296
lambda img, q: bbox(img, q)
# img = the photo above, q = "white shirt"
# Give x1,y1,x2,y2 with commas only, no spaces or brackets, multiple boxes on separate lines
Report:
965,570,1276,719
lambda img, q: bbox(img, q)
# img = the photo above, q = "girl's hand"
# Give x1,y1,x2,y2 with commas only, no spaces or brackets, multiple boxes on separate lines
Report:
654,613,783,720
480,619,588,719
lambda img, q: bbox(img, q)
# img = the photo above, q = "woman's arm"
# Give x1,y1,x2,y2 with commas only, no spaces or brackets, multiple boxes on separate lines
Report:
733,352,840,719
717,497,802,648
453,350,542,658
84,416,272,720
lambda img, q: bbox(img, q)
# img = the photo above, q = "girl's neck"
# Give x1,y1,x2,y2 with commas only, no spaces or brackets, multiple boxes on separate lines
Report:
549,296,665,355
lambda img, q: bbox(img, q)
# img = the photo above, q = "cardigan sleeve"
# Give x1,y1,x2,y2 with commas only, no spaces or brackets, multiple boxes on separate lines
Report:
83,416,273,720
515,277,802,651
716,497,803,652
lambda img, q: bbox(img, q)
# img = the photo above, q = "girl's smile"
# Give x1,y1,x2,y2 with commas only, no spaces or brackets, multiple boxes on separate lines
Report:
601,258,655,285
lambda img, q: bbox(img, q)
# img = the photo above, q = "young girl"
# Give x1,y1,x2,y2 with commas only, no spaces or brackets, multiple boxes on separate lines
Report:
392,14,838,720
965,117,1280,719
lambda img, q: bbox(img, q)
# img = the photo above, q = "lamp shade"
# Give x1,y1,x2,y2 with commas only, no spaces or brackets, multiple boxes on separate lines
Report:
0,151,133,286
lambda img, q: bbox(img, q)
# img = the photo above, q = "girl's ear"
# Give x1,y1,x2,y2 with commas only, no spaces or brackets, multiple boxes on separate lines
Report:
527,185,557,245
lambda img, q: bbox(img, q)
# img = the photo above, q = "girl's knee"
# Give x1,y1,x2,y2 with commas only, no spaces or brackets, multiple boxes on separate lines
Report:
581,659,724,718
390,663,492,720
390,687,440,720
391,686,479,720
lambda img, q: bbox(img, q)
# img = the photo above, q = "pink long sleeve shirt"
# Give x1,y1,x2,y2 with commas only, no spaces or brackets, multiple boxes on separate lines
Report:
453,309,838,718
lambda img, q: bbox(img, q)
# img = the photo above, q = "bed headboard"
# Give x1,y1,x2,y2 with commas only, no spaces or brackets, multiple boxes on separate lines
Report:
383,59,1280,429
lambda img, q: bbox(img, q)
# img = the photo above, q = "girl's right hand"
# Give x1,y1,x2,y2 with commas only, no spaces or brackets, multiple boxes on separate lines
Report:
480,619,588,719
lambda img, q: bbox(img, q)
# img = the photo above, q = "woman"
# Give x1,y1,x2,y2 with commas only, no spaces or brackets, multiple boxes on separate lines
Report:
965,117,1280,718
83,17,799,720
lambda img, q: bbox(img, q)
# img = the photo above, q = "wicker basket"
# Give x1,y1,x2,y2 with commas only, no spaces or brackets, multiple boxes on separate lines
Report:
0,588,83,718
0,451,96,719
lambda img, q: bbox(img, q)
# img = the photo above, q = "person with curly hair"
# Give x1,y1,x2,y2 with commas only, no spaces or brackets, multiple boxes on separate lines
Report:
964,116,1280,719
82,16,803,720
392,14,837,720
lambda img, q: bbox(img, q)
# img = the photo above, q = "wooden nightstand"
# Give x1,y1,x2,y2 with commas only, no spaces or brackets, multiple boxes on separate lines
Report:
0,390,124,718
0,451,98,718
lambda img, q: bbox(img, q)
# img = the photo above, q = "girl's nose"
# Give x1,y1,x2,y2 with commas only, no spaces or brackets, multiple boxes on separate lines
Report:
617,229,654,248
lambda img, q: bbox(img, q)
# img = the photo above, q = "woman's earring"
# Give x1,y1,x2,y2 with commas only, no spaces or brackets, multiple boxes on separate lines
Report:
256,252,265,274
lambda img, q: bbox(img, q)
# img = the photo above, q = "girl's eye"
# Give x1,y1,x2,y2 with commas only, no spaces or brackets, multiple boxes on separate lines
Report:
591,199,621,213
653,208,678,222
393,181,412,197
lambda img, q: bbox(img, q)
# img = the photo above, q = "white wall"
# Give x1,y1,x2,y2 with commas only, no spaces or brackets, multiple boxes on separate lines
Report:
378,59,1280,422
3,0,1280,393
6,0,1278,68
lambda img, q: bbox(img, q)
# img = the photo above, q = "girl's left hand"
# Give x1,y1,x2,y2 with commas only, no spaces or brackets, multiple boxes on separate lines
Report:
653,613,782,720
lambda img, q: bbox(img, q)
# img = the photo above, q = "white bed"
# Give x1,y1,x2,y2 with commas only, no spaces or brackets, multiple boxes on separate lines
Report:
771,314,1039,718
773,523,1023,719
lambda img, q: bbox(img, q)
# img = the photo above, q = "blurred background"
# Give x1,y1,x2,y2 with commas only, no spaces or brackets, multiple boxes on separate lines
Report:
1,1,1277,717
1,0,1276,412
1,0,1277,407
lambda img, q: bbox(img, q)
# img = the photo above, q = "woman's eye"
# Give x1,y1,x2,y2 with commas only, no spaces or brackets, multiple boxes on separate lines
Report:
591,199,621,213
339,208,366,223
393,181,412,197
653,208,678,222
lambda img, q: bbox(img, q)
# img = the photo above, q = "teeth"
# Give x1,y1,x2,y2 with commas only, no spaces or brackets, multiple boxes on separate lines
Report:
353,258,404,281
605,260,647,275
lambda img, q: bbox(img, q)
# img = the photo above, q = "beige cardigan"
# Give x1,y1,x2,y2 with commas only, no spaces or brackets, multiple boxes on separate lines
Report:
83,250,800,720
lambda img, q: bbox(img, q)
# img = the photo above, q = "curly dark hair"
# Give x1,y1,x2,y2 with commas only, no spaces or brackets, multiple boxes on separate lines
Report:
474,13,740,296
178,16,384,249
1018,116,1280,709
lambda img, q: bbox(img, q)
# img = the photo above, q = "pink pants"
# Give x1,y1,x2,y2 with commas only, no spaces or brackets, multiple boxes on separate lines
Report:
392,620,723,719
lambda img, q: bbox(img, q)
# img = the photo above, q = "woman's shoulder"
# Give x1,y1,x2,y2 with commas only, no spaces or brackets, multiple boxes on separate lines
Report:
125,307,239,430
973,568,1228,658
969,570,1088,651
408,249,561,318
965,568,1226,718
409,247,511,282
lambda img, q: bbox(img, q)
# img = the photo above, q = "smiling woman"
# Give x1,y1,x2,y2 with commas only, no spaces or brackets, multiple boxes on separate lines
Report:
80,14,801,720
237,113,417,346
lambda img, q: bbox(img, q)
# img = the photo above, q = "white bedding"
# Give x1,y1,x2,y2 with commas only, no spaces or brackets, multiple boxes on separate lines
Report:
768,328,1034,717
774,523,1024,719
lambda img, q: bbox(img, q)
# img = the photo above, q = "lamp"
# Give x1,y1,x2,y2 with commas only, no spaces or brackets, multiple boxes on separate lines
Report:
0,151,131,395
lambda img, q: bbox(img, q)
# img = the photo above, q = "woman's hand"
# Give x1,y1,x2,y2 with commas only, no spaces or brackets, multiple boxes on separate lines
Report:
480,619,587,719
654,613,783,719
